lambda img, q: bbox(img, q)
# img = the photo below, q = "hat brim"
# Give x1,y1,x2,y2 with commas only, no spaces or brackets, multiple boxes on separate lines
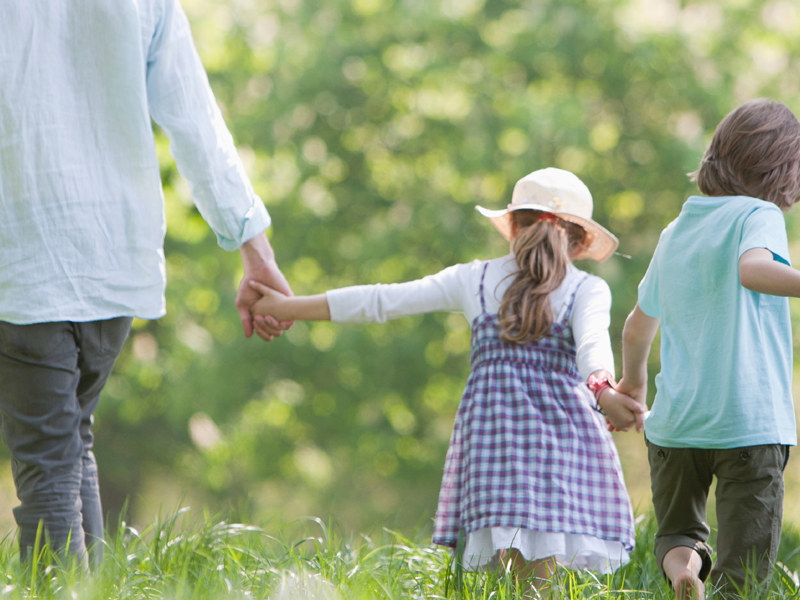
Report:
475,203,619,263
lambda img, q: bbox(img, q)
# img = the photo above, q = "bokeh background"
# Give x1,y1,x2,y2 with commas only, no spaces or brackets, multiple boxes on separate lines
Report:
3,0,800,538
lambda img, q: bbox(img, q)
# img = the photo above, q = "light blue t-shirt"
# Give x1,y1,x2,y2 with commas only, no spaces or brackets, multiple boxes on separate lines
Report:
639,195,796,449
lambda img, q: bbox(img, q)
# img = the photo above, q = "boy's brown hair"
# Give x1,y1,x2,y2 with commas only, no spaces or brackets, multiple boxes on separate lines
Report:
691,98,800,209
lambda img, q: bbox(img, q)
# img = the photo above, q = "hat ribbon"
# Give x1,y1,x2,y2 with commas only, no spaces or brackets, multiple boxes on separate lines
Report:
537,212,558,223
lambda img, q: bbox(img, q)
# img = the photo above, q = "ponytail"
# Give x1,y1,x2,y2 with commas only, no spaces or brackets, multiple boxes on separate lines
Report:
498,211,586,344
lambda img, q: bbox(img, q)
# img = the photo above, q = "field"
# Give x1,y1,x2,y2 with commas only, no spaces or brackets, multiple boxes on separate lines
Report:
1,509,799,599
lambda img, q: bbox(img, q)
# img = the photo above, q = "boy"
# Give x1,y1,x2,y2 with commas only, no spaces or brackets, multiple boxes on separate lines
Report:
618,98,800,599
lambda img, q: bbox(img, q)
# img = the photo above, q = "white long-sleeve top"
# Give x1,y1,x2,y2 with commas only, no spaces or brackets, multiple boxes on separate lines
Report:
326,255,615,380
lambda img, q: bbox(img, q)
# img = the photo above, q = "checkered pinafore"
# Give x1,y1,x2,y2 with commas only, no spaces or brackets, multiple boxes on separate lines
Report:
432,262,635,552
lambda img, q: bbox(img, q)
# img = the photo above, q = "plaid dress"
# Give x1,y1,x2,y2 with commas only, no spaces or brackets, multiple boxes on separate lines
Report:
432,262,635,554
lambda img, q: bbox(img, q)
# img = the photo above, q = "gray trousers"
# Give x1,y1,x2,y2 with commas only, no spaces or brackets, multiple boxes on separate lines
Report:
0,318,132,568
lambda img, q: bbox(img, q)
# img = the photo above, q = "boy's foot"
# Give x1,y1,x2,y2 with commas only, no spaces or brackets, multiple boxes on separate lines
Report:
673,569,705,600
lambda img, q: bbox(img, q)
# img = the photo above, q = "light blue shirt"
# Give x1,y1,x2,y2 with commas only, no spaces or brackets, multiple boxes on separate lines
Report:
0,0,271,324
639,196,796,448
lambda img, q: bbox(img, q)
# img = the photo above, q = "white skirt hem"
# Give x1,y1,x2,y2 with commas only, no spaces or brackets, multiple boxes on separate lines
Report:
462,526,630,575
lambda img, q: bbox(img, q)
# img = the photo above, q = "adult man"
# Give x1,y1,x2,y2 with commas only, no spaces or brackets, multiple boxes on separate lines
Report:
0,0,289,567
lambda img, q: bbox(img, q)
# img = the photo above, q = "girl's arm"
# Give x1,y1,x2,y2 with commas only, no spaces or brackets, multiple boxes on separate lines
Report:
250,262,475,335
324,263,468,324
570,277,615,380
739,247,800,296
571,278,645,432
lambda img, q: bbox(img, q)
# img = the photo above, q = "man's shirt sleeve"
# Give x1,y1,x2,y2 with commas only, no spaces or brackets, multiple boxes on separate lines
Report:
146,0,271,251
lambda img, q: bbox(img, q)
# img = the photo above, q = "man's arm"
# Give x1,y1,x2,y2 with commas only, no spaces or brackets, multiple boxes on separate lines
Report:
739,247,800,296
147,0,270,250
146,0,292,339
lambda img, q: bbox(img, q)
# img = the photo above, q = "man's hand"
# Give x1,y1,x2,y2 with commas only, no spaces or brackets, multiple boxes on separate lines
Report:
236,233,293,341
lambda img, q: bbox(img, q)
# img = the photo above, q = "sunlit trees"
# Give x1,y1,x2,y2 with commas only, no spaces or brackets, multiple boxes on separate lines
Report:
65,0,800,531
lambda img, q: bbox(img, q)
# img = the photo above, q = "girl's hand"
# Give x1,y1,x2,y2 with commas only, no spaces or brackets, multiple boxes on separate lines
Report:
598,387,646,433
248,282,331,338
249,280,292,322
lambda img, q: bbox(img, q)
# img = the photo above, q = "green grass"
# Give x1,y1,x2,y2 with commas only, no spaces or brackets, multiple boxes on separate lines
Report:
0,510,799,599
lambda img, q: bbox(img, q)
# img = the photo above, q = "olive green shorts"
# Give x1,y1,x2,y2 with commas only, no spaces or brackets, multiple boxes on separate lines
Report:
647,438,789,591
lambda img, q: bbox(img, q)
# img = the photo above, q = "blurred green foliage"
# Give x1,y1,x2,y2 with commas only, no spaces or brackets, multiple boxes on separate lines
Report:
51,0,800,533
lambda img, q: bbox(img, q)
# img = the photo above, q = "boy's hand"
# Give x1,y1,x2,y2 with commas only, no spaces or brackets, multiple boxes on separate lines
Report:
598,387,646,433
615,377,646,404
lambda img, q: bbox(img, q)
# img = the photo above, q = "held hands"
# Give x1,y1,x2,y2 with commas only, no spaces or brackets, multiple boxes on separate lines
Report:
235,233,293,342
598,386,646,433
614,377,647,407
249,281,292,322
588,370,645,433
608,376,648,433
248,281,331,338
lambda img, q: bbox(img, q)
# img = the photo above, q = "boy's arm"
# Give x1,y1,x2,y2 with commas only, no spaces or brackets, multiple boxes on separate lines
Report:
249,281,330,328
739,247,800,296
617,304,660,414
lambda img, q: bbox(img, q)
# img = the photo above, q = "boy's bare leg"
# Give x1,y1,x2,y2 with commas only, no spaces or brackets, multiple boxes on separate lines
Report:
496,549,557,598
663,547,705,600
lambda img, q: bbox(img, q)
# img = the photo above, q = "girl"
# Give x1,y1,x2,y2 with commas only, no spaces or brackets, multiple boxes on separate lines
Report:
250,168,641,590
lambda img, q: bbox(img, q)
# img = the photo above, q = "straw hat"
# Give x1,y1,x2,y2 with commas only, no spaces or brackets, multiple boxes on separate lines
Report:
475,168,619,262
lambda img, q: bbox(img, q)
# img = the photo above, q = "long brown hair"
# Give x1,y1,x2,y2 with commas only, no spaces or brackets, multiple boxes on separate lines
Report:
498,211,586,344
